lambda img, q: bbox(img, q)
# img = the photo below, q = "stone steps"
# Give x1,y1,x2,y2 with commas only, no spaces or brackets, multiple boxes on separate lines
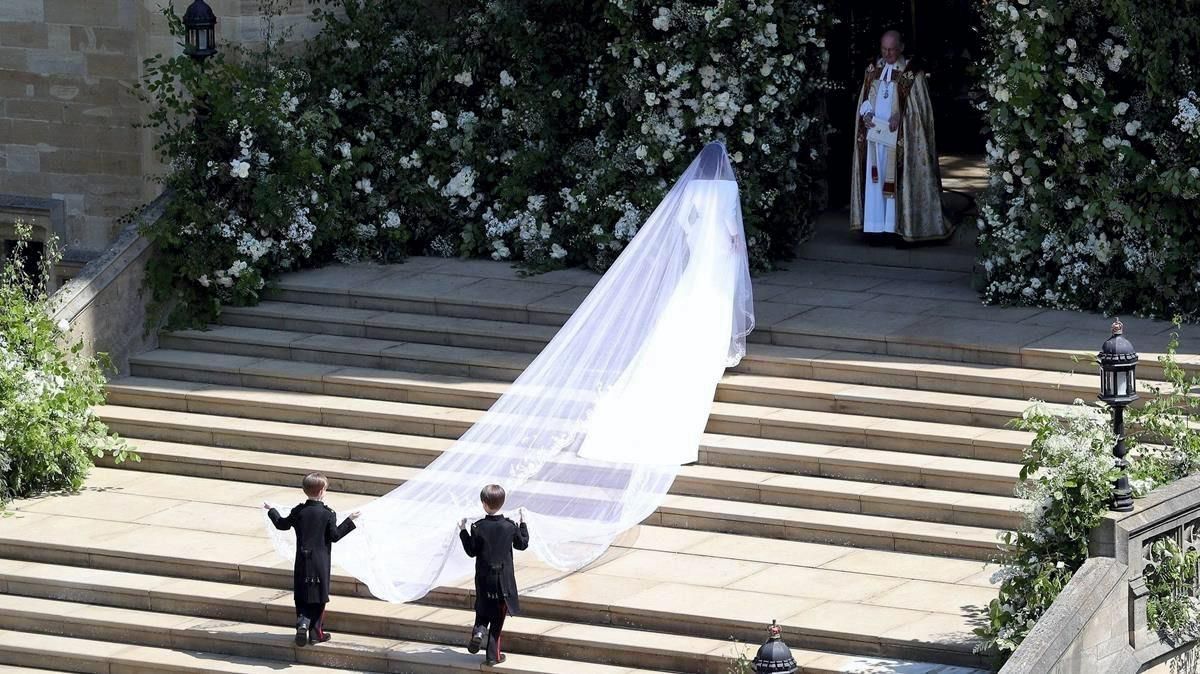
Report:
103,398,1021,497
103,376,1031,464
0,629,375,674
0,559,985,674
213,301,1170,401
262,272,1195,379
129,345,1074,429
93,430,1010,556
0,469,999,668
0,594,661,674
109,435,1022,531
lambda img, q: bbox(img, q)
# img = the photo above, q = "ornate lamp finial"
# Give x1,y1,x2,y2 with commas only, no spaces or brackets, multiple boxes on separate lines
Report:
1112,318,1124,335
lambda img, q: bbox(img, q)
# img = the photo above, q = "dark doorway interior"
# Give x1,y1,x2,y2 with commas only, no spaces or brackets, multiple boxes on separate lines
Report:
3,238,46,289
825,1,986,207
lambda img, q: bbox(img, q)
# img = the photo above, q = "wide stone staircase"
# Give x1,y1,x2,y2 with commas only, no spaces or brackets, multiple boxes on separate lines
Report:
2,256,1189,673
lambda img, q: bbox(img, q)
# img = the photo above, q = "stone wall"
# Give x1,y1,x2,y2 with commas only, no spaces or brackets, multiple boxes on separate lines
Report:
1001,474,1200,674
0,0,318,259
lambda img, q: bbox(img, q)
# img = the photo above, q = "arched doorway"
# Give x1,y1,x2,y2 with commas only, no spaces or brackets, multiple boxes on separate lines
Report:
824,1,987,213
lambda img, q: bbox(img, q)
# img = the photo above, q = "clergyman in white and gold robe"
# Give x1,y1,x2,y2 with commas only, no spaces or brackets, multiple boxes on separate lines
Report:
850,51,952,242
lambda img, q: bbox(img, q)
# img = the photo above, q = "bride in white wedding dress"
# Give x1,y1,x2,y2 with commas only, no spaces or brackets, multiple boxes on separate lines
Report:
265,141,753,603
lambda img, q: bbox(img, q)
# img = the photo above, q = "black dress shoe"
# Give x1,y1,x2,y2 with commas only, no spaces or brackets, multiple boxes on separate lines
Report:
295,617,311,647
468,626,486,654
485,654,506,666
309,630,332,645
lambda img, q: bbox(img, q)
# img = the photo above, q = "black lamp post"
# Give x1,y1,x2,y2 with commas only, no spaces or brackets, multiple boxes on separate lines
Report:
1098,319,1138,513
751,621,797,674
182,0,218,62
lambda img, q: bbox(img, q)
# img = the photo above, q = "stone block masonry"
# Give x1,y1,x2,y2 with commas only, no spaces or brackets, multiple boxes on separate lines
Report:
0,0,318,260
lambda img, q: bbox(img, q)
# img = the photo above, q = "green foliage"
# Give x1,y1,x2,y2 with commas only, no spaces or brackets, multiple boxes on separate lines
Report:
136,4,349,327
1127,324,1200,493
977,0,1200,319
1144,536,1200,640
975,400,1118,658
135,0,835,320
0,224,136,506
977,332,1200,662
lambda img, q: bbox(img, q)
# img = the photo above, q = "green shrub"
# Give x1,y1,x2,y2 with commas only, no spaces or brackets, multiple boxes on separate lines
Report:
977,0,1200,319
0,225,135,505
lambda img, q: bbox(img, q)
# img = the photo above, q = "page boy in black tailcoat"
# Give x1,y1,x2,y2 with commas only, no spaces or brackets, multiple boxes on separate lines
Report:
264,472,359,646
458,483,530,666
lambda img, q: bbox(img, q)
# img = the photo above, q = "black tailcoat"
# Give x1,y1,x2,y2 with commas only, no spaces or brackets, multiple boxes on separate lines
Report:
459,514,530,614
268,499,356,604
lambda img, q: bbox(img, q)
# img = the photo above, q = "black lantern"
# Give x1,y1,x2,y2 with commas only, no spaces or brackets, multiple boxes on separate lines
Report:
751,621,797,674
1098,319,1138,512
183,0,217,61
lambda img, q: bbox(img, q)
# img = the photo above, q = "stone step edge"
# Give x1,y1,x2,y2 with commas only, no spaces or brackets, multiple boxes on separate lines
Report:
96,434,1007,558
0,559,982,674
0,628,374,674
226,299,1174,393
102,377,1031,461
127,347,1065,430
0,593,666,674
0,543,990,668
260,284,1192,376
110,437,1024,530
105,383,1022,494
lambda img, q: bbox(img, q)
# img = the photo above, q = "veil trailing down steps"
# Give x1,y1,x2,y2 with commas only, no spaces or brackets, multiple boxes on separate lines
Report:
264,142,754,603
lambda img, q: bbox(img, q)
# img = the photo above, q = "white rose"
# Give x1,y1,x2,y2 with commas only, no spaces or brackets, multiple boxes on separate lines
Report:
1113,102,1129,116
550,244,567,259
1062,94,1078,110
741,130,755,144
1125,120,1141,136
635,145,648,160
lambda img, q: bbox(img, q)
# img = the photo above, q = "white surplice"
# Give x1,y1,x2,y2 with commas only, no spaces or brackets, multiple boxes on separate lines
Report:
858,63,898,234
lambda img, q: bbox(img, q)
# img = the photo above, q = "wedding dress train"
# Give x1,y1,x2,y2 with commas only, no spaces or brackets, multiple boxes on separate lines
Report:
264,142,754,603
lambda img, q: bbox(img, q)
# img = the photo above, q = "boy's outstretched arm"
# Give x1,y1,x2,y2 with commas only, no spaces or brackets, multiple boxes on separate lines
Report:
328,510,357,542
513,510,530,551
265,503,293,531
459,519,478,557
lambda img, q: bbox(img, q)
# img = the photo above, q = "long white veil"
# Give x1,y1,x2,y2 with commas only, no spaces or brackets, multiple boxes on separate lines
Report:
265,142,754,602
